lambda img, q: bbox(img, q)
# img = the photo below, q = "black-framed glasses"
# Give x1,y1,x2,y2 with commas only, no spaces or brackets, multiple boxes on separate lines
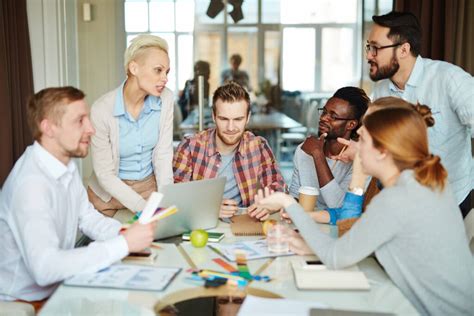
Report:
318,108,355,121
365,42,403,57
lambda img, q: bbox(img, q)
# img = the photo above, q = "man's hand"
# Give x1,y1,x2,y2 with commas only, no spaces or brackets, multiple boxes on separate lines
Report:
329,137,358,163
123,221,156,253
220,199,238,218
301,134,326,158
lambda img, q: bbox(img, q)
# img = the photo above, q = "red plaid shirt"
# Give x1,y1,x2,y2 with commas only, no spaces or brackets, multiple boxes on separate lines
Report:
173,128,286,206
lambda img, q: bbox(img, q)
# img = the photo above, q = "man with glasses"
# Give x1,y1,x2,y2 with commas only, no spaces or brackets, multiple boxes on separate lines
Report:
367,11,473,218
289,87,369,220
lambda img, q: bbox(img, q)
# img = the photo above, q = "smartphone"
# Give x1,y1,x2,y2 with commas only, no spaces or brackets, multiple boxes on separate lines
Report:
128,249,152,257
302,260,326,270
306,260,322,265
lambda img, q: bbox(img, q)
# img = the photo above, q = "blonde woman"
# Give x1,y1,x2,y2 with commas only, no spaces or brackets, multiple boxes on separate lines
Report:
258,107,473,315
88,35,174,216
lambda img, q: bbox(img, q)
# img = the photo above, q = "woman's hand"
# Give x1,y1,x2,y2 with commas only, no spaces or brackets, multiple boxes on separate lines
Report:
255,189,297,210
329,138,358,163
248,187,277,221
280,208,292,224
288,232,314,255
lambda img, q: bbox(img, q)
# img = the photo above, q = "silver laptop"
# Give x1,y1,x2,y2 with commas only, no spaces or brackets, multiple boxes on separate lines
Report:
153,177,225,240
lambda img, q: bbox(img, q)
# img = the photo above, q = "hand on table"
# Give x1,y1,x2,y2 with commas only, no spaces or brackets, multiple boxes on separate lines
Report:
220,199,238,218
289,232,314,255
123,221,156,253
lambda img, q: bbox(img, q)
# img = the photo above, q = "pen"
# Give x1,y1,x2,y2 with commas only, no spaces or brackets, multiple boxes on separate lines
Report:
199,269,246,282
332,145,347,170
208,245,229,260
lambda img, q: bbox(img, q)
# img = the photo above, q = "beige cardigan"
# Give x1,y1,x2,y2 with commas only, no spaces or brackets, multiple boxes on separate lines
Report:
88,86,174,212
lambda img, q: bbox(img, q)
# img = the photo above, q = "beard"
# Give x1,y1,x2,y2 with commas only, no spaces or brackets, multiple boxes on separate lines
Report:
64,138,90,158
66,146,88,158
318,122,346,140
369,54,400,81
216,128,244,147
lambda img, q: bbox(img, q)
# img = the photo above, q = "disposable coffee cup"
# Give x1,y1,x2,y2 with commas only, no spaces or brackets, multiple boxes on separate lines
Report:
298,186,319,212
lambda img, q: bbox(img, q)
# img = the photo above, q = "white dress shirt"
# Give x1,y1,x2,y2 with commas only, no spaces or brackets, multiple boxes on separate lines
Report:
0,142,129,301
373,56,474,204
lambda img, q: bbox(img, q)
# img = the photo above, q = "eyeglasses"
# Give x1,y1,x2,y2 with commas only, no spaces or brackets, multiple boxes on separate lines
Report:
365,42,403,57
318,108,355,121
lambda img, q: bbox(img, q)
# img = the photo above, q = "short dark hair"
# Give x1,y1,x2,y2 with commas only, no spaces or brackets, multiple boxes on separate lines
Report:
194,60,210,78
230,54,242,65
212,81,250,115
332,86,369,139
372,11,422,57
27,86,85,141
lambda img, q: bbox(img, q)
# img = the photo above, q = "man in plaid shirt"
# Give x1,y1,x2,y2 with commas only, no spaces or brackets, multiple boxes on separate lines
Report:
173,82,286,220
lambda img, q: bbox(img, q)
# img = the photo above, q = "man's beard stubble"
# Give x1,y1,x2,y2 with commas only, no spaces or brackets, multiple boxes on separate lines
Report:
369,54,400,81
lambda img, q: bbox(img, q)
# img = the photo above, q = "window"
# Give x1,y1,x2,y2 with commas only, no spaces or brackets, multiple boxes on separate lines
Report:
125,0,366,94
124,0,194,93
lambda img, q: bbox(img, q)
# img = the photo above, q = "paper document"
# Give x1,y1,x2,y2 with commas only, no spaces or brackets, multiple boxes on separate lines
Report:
238,295,327,316
292,261,370,290
64,264,181,291
209,239,293,261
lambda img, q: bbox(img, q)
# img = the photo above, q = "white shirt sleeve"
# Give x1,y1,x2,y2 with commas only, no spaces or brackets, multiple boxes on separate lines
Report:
10,177,129,287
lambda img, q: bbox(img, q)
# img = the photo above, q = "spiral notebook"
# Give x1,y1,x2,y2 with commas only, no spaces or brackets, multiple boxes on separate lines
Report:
230,214,264,236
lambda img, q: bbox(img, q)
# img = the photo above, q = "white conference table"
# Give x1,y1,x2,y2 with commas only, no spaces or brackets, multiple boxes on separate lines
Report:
39,220,418,315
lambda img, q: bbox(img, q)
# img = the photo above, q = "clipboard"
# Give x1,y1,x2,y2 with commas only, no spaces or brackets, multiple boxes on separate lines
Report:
64,264,181,291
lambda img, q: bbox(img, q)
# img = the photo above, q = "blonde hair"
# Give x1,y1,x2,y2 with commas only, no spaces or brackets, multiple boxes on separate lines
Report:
124,34,168,75
370,97,435,127
363,107,447,191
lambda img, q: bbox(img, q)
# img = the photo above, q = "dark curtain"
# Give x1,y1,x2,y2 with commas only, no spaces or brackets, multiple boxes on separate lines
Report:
395,0,474,74
0,0,34,186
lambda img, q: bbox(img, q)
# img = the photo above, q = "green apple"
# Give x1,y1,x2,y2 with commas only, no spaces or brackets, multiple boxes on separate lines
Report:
190,229,208,248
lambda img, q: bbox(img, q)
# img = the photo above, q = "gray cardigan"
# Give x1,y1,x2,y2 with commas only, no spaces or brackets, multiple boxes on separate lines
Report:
88,86,174,212
287,170,474,316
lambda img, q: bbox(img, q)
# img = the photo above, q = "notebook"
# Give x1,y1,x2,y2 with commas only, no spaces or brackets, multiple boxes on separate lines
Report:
291,261,370,290
122,247,158,265
230,214,264,236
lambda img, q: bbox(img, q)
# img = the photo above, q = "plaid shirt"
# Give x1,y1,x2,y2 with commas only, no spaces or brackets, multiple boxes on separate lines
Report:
173,128,286,206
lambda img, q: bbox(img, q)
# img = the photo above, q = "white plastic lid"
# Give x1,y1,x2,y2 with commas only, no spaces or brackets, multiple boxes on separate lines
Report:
298,186,319,196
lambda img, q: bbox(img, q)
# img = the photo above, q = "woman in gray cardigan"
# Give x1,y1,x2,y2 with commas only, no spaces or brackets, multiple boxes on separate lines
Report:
87,35,174,216
258,107,473,315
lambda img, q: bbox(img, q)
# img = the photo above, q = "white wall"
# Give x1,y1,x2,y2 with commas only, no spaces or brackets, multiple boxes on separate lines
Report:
26,0,125,180
27,0,79,91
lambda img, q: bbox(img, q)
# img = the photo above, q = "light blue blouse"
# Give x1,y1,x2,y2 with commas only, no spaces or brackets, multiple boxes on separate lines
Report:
114,84,161,180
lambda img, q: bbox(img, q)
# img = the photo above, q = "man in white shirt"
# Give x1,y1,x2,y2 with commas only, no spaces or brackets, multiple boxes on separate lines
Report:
0,87,155,308
367,11,473,217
